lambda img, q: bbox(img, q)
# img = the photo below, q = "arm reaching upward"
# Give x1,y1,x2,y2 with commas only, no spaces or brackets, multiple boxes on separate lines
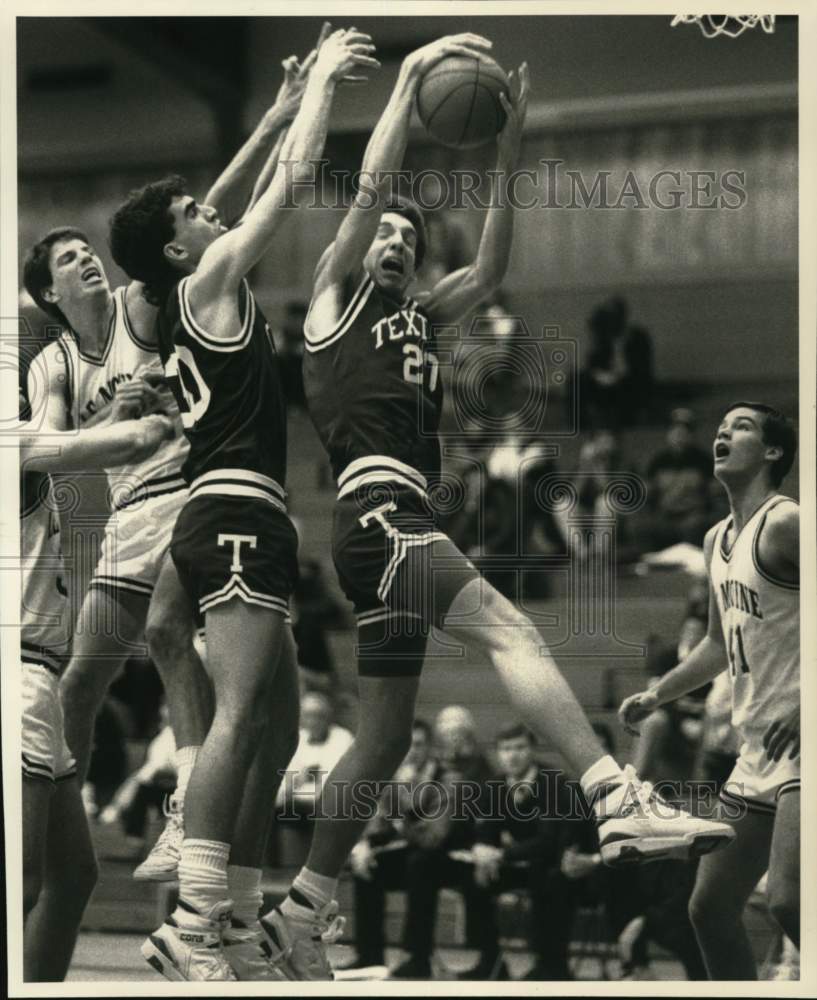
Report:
314,33,493,291
189,28,379,309
205,22,334,220
420,63,530,324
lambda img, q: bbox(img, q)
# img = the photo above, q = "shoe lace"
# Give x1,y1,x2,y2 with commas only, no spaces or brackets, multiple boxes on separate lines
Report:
153,796,183,842
622,765,686,817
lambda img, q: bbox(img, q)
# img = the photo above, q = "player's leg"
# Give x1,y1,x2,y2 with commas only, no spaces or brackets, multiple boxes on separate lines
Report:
23,776,98,981
687,803,773,979
766,787,799,948
222,628,300,980
264,632,424,980
146,551,213,754
135,552,214,882
22,776,51,922
61,585,148,783
426,543,734,863
143,600,286,982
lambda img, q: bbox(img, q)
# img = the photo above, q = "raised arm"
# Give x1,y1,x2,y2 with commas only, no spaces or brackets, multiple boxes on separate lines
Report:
204,23,333,220
314,33,493,290
421,63,529,325
618,526,728,736
189,29,378,303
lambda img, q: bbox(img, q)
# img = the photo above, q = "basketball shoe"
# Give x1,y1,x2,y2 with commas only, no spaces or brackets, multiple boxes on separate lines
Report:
597,765,735,866
134,795,183,882
141,899,236,981
223,918,292,981
259,900,346,980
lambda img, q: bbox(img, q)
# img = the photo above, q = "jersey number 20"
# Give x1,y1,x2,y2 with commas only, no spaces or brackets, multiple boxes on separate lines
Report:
165,345,211,429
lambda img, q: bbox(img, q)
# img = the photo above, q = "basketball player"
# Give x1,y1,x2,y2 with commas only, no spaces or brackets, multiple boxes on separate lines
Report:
620,402,799,979
21,231,213,871
20,29,330,885
109,29,379,981
264,33,734,980
19,387,173,981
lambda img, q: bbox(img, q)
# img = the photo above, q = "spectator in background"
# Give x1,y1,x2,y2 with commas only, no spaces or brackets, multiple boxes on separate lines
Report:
390,707,495,979
633,408,714,553
340,719,438,972
278,692,354,813
461,724,587,981
579,297,653,430
291,557,345,695
99,700,176,846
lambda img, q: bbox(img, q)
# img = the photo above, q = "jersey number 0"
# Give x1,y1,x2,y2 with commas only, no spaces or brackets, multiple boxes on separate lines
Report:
164,345,211,429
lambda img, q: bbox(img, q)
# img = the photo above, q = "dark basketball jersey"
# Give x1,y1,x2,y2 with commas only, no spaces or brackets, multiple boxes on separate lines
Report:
157,276,288,506
303,270,442,496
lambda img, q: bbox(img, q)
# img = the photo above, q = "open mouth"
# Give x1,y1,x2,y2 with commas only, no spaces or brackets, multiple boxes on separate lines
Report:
81,266,102,283
381,256,404,276
714,442,730,459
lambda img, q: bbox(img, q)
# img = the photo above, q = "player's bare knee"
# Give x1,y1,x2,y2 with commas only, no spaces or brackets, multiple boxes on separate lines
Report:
688,883,733,932
145,607,191,664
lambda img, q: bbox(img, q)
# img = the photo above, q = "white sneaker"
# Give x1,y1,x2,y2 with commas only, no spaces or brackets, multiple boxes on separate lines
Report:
134,796,183,882
260,900,346,981
597,765,736,867
223,919,291,981
141,899,237,981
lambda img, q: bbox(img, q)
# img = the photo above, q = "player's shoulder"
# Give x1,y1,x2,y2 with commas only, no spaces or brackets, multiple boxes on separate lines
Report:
703,520,725,559
761,497,798,543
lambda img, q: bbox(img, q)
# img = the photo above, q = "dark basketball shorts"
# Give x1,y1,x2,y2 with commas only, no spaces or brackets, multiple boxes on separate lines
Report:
332,483,479,677
171,494,298,623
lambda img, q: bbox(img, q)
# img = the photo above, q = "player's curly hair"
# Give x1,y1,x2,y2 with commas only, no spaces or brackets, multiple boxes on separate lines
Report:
383,196,427,268
23,226,90,324
723,401,797,488
109,175,188,306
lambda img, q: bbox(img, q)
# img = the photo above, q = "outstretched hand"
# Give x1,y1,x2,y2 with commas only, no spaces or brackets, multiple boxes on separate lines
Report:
618,688,660,737
497,61,530,164
314,27,380,84
273,22,373,121
405,33,493,78
763,708,800,762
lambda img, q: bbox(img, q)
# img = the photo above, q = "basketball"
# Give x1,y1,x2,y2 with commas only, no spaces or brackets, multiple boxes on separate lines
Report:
416,54,509,149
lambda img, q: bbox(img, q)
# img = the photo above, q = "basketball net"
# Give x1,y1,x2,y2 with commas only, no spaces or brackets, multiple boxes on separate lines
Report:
670,14,776,38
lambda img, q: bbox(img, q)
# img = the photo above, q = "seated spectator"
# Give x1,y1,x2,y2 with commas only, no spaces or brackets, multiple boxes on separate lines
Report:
459,724,589,981
99,700,176,846
277,692,354,813
389,707,495,979
339,719,437,972
633,408,714,552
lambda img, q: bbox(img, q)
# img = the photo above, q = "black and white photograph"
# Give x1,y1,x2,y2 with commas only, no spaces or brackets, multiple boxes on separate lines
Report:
2,2,815,992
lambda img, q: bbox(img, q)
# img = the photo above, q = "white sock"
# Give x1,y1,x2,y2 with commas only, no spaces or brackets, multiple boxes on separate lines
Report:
281,867,337,919
176,838,230,921
228,865,263,926
173,746,200,808
580,755,627,817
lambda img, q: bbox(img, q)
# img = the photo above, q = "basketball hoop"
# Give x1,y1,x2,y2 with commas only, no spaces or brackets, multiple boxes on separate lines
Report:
671,15,776,38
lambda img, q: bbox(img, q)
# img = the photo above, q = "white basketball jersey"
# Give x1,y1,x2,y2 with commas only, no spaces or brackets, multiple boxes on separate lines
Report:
58,286,188,506
21,471,70,672
709,494,799,739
